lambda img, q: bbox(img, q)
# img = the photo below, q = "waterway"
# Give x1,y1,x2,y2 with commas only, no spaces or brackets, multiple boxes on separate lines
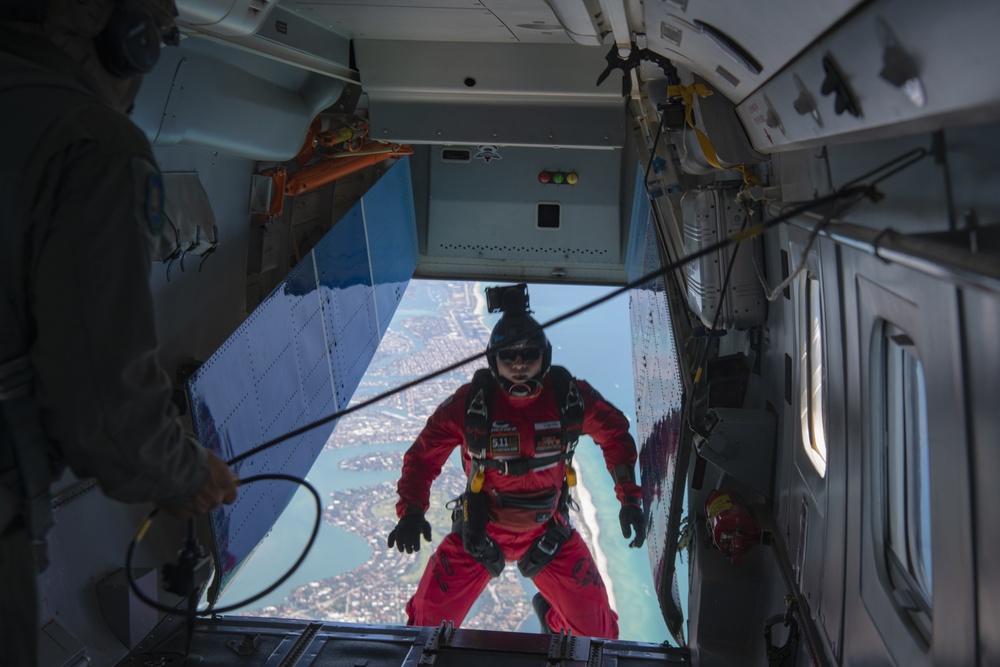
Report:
218,281,671,643
217,442,408,611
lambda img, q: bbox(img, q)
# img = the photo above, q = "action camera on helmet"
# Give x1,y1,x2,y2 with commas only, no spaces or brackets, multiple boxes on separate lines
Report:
485,283,529,315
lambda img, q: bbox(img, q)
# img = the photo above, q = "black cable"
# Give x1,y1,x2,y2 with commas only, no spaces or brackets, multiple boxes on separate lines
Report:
841,147,927,191
124,473,322,616
228,185,871,469
643,111,667,192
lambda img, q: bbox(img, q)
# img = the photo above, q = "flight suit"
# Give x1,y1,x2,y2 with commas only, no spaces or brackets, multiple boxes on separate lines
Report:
0,28,209,666
396,373,641,638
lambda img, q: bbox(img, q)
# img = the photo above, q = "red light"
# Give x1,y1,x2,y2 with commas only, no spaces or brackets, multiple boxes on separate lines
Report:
538,171,552,184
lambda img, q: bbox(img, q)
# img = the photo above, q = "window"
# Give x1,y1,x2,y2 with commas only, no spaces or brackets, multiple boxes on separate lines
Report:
881,322,932,639
799,273,827,476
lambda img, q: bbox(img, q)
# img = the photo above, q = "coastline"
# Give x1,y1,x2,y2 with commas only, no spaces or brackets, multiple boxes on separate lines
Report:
472,281,487,316
571,462,617,611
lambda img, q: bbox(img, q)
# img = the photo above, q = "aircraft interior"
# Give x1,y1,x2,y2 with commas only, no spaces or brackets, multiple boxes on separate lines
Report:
15,1,1000,666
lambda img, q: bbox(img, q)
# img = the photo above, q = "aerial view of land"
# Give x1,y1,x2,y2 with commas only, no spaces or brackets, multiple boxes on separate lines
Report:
236,281,607,632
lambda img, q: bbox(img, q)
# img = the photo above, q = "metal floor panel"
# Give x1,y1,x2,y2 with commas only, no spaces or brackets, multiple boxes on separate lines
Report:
118,616,690,667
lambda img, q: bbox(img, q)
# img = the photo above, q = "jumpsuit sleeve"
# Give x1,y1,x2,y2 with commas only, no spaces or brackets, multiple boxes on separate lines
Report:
576,379,642,503
28,118,208,509
395,388,468,517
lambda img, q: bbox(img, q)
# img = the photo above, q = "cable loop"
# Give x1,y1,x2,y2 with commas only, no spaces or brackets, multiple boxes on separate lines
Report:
125,473,321,616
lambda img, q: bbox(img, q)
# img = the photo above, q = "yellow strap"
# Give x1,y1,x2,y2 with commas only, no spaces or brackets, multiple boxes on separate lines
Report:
136,516,154,542
667,84,760,188
470,467,485,493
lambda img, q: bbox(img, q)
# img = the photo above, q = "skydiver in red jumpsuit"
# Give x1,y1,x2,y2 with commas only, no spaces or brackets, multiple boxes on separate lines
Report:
387,284,645,638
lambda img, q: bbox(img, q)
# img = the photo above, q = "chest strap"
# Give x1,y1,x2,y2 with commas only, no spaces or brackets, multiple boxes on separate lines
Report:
478,453,567,476
464,366,584,484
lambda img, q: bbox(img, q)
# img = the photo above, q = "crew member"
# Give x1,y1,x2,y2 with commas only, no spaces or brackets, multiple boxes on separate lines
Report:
387,284,645,638
1,2,238,665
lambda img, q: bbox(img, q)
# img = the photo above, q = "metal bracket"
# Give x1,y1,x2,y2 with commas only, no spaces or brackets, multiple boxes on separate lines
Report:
418,621,455,665
225,632,261,656
546,630,590,664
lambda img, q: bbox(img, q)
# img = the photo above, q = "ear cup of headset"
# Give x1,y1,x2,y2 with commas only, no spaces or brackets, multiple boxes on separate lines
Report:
95,2,161,77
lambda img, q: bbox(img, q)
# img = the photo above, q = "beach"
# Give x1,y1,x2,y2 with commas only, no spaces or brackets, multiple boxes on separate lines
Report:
570,460,617,610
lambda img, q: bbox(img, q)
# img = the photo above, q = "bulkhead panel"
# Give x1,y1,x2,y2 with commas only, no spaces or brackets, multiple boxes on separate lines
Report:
420,145,627,282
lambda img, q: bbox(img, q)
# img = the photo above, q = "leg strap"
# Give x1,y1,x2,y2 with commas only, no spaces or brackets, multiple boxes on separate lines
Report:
517,521,572,579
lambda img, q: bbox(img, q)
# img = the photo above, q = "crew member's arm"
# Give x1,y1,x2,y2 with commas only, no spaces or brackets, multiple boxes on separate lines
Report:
28,114,235,513
577,379,645,547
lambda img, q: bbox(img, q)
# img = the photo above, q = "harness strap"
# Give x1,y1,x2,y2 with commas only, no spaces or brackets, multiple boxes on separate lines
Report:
465,369,494,492
479,453,568,476
549,366,584,459
517,520,572,579
463,366,584,479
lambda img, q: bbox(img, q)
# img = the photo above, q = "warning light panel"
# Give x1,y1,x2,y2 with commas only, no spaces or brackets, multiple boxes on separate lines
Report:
538,170,578,185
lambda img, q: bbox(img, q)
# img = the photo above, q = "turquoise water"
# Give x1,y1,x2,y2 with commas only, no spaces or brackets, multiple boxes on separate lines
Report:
529,284,670,643
219,281,670,643
217,443,406,611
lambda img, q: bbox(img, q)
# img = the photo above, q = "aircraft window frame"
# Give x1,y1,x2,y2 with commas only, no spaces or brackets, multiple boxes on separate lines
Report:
798,271,827,477
876,320,933,643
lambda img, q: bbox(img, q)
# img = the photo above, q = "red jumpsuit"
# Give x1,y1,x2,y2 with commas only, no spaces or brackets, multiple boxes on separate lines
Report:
395,372,641,638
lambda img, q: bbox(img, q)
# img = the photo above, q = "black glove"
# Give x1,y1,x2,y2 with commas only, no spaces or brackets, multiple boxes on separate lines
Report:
387,512,432,553
619,502,646,548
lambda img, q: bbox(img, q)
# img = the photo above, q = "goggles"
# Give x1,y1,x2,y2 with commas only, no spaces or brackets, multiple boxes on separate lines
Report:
497,347,542,363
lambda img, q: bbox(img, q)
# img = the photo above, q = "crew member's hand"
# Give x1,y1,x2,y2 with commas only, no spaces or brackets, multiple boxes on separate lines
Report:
387,512,432,553
166,451,239,519
619,501,646,548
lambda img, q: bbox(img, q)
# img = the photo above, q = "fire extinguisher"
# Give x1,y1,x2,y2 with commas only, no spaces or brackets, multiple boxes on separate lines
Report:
705,489,760,564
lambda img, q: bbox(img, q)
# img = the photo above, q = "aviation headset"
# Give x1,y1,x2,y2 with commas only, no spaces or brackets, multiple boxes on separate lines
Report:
94,0,163,77
0,0,165,77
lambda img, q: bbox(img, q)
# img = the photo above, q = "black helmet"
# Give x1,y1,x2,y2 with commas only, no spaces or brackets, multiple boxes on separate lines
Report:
487,311,552,397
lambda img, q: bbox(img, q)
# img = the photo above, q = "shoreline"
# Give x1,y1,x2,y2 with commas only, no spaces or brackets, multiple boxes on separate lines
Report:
472,281,487,317
571,462,617,611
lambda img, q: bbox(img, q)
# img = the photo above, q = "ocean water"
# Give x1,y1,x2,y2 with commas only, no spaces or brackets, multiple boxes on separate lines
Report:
219,280,670,643
216,443,406,611
528,284,670,643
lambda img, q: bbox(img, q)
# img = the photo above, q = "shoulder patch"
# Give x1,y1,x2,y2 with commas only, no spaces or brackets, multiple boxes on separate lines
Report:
131,156,165,237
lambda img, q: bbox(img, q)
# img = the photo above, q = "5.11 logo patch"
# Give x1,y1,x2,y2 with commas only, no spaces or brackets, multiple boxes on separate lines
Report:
490,421,520,455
